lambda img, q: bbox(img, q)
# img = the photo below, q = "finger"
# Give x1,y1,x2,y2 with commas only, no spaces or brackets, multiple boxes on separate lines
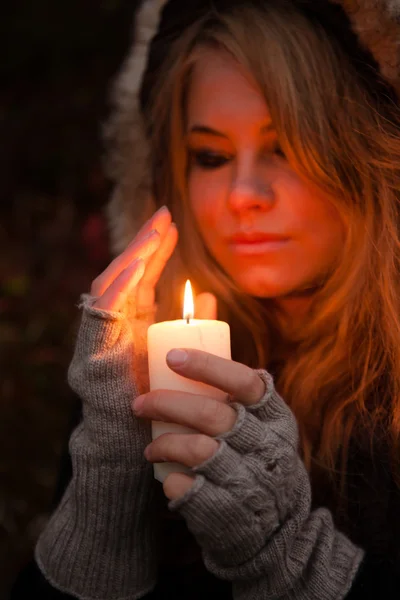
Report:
94,258,145,312
144,433,219,468
139,223,178,289
91,229,160,297
166,349,265,406
163,472,194,501
135,205,172,243
136,222,179,312
93,204,174,298
196,293,217,320
91,206,171,297
133,389,237,436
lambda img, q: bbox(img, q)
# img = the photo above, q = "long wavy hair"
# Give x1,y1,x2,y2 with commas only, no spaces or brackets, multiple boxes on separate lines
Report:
146,0,400,496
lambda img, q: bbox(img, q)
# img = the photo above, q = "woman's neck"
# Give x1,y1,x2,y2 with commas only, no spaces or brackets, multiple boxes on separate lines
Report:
271,287,318,338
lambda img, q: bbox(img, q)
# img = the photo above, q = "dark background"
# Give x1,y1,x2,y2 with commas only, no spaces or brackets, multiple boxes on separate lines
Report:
0,1,140,596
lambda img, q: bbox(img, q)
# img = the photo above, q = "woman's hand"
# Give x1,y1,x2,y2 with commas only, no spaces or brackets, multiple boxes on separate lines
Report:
89,204,217,319
132,350,304,573
135,357,364,600
39,212,178,600
132,348,266,500
91,205,178,314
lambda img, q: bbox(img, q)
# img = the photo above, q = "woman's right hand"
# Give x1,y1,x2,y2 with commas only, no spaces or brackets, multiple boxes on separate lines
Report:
68,207,179,429
37,216,174,600
91,205,178,315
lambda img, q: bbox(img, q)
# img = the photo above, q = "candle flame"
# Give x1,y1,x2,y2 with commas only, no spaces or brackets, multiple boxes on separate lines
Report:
183,280,194,322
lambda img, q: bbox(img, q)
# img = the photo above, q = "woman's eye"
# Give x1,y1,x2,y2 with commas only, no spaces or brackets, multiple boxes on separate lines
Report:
274,145,286,159
271,142,286,159
261,143,286,160
189,150,232,169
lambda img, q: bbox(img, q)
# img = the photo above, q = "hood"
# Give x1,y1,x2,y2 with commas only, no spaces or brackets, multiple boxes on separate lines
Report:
104,0,400,255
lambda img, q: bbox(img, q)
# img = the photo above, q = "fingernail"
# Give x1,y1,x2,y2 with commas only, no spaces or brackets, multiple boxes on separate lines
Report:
156,205,170,216
127,258,145,281
130,257,143,269
166,349,188,367
133,395,145,414
129,229,159,248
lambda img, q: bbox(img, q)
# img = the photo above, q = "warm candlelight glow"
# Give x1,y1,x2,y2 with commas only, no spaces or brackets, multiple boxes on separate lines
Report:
183,279,194,323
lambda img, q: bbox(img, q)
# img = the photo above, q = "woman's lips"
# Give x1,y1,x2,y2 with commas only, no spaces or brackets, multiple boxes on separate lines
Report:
228,233,290,255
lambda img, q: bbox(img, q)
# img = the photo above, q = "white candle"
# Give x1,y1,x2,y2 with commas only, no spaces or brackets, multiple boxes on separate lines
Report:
147,281,231,482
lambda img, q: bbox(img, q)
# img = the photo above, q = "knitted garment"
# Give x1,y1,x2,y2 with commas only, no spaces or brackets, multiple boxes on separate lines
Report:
35,297,363,599
35,296,159,600
167,369,364,598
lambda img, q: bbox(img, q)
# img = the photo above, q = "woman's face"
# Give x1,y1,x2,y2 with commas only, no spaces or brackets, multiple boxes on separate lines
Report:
186,48,346,298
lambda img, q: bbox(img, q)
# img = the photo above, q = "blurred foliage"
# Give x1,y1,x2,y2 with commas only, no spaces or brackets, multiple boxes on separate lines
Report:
0,1,140,595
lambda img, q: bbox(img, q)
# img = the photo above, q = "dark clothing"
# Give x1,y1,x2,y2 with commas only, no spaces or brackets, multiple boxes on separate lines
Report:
10,555,400,599
10,402,400,599
11,560,233,600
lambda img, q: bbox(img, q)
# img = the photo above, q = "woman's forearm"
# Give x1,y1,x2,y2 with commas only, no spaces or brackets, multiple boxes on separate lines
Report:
35,299,159,600
226,505,363,600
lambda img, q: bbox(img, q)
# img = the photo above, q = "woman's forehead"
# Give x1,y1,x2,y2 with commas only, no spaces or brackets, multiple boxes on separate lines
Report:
187,49,270,129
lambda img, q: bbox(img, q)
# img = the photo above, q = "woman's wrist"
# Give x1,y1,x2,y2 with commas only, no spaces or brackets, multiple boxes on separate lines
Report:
67,295,150,460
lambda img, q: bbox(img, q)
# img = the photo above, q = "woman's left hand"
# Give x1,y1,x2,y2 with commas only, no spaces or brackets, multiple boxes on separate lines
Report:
132,348,265,500
132,350,364,596
133,349,304,573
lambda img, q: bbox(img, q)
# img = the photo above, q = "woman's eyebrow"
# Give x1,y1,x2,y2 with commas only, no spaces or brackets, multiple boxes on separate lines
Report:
189,125,227,138
188,122,275,137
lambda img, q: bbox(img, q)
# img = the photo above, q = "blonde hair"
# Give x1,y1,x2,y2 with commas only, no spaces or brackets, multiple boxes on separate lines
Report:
146,0,400,496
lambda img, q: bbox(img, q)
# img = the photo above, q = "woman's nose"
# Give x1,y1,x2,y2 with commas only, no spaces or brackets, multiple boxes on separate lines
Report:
228,178,275,213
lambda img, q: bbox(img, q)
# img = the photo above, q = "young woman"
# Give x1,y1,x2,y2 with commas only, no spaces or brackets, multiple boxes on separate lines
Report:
11,0,400,598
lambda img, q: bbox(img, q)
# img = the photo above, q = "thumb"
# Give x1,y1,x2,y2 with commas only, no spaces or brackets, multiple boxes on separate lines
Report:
196,292,217,320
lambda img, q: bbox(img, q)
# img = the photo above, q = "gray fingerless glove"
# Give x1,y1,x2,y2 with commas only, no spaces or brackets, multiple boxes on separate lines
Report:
168,369,365,600
35,295,158,600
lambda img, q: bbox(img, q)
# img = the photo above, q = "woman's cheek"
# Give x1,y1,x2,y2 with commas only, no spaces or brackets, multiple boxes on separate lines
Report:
189,172,226,230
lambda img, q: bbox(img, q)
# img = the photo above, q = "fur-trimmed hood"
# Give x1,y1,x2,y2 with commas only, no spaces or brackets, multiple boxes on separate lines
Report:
104,0,400,255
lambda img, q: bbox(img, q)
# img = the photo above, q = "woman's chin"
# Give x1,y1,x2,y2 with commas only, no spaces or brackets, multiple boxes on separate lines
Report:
233,274,297,299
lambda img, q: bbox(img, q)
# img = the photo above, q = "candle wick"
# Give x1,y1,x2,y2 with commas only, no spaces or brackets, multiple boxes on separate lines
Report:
185,315,191,324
